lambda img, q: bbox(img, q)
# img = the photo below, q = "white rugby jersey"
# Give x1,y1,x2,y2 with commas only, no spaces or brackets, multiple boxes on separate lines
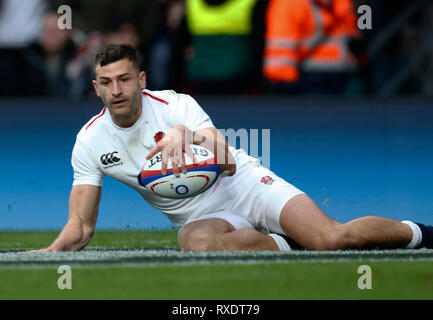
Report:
71,89,258,227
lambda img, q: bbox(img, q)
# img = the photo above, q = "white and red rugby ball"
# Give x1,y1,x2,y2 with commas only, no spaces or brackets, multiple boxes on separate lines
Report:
137,144,220,199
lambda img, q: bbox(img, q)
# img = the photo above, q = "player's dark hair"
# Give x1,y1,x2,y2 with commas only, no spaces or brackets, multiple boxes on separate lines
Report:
94,44,141,74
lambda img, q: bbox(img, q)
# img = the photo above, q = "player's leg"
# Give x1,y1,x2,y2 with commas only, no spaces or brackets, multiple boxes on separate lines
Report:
279,193,414,250
230,161,418,250
341,218,433,249
178,214,280,251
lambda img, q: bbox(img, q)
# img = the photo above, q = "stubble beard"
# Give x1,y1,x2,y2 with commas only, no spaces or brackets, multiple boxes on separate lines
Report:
103,88,142,127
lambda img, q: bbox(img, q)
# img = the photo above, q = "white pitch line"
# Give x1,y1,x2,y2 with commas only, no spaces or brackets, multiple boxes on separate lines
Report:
1,248,433,269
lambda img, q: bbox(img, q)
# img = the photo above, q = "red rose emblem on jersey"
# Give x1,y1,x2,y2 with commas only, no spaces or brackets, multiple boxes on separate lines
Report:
260,175,275,185
154,131,165,143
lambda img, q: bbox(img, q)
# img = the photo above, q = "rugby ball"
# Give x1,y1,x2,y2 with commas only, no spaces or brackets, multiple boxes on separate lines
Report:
137,144,220,199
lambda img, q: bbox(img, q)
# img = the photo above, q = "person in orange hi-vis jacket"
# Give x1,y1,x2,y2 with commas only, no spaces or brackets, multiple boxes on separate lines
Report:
263,0,364,94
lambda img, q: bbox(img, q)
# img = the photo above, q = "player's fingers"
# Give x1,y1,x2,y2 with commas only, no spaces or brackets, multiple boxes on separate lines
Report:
161,146,169,175
18,250,33,254
20,248,49,254
170,149,180,177
146,142,163,160
177,147,187,174
146,146,158,160
185,144,197,165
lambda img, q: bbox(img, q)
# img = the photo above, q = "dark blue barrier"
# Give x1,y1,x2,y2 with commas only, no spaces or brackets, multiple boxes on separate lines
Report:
1,96,432,230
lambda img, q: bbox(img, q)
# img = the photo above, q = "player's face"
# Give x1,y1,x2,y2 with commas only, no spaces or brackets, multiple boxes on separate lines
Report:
93,58,146,127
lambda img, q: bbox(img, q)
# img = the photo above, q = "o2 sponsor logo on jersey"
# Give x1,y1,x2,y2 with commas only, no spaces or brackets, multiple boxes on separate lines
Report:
100,151,123,168
260,175,275,185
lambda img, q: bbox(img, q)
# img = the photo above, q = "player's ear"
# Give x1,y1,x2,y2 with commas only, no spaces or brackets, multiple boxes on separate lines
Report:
139,71,146,89
92,80,100,97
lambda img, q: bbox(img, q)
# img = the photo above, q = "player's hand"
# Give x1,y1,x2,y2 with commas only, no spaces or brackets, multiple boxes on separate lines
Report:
146,125,197,177
21,247,57,253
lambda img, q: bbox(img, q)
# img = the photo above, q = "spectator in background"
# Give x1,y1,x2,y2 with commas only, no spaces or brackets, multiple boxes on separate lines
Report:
25,11,94,97
183,0,268,94
360,0,410,95
104,21,140,49
66,31,105,98
146,0,187,91
263,0,362,95
0,0,48,96
101,19,146,78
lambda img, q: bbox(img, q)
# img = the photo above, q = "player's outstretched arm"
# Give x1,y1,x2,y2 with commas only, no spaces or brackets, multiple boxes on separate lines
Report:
28,185,101,252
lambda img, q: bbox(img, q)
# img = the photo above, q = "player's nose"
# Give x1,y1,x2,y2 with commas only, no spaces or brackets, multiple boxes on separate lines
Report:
112,81,122,96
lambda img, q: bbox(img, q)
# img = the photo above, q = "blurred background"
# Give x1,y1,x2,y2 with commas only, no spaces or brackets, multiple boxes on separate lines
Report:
1,0,433,230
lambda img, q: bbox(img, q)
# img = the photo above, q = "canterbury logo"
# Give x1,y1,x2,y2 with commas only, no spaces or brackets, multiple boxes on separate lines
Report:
100,151,121,165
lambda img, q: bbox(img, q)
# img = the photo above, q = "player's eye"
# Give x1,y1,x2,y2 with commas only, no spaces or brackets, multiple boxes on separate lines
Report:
121,78,130,82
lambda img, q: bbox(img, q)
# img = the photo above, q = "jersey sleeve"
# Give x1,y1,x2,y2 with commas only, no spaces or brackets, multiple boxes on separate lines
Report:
71,138,103,187
172,93,214,131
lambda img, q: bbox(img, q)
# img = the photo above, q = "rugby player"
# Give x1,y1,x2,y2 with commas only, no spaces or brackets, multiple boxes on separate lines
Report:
30,44,433,252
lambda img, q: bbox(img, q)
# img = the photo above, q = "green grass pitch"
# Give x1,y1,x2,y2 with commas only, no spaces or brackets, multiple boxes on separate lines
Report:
1,231,433,300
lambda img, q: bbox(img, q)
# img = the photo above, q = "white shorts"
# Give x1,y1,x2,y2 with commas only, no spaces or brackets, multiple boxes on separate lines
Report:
181,155,305,235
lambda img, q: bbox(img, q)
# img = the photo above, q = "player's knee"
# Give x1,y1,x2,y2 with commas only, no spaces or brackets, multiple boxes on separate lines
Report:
308,227,351,250
307,234,338,250
327,226,356,250
179,230,217,252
